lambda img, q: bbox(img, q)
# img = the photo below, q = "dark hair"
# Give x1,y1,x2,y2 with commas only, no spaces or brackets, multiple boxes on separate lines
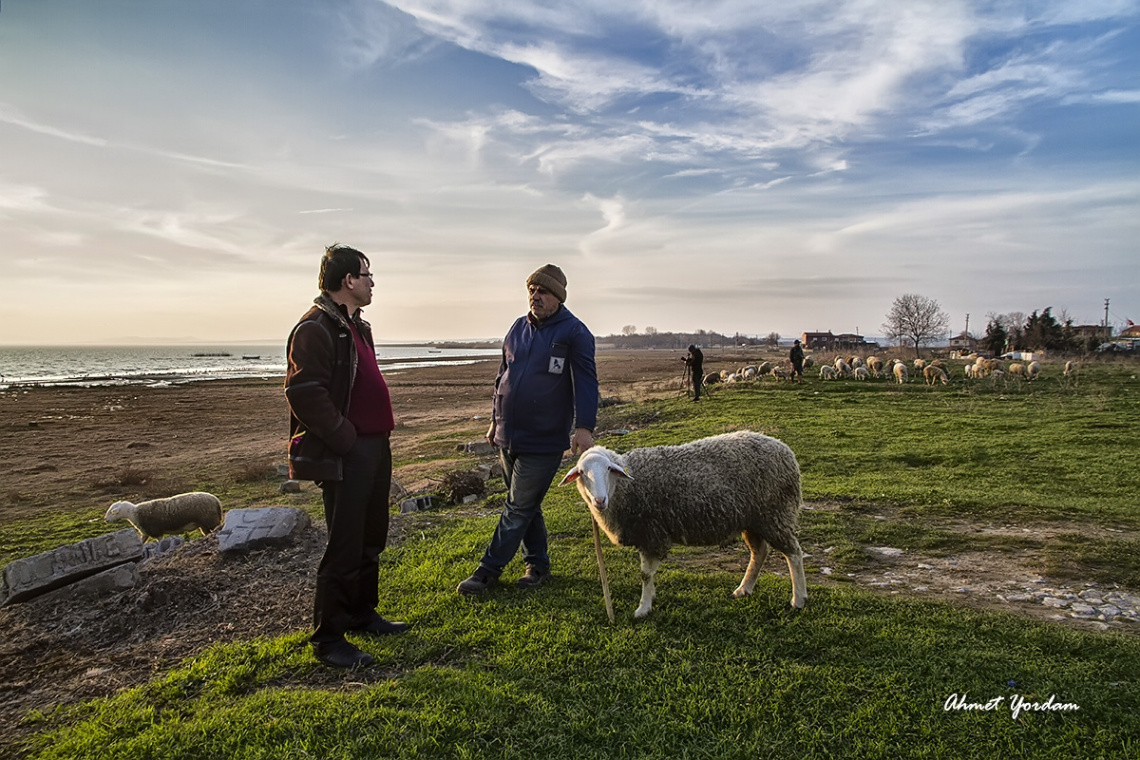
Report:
319,243,369,292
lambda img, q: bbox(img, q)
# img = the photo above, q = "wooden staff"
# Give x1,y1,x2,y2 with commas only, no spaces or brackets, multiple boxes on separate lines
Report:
592,517,615,622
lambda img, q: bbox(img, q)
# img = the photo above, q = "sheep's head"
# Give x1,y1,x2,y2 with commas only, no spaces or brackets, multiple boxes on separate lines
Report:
104,501,134,522
558,446,632,511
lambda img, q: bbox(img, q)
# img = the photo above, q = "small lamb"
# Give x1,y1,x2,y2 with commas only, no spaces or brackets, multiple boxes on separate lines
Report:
559,431,807,618
105,491,224,541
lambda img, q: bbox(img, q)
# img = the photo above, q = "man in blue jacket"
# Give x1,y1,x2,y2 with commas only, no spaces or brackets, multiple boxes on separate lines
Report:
458,264,598,595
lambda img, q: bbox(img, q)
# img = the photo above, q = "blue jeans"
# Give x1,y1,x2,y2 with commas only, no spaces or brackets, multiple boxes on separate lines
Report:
479,450,564,576
313,434,391,643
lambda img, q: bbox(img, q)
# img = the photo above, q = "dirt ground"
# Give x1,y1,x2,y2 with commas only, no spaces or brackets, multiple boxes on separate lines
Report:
0,348,1134,756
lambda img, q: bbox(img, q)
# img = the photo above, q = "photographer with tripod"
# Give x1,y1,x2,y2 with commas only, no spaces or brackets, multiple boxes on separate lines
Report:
682,344,704,401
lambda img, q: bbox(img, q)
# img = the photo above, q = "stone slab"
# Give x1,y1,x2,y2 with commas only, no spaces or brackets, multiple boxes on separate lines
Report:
216,507,311,554
1,529,144,606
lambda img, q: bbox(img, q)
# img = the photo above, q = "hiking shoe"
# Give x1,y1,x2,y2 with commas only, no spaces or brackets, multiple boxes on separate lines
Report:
457,567,496,596
313,639,374,669
516,566,552,590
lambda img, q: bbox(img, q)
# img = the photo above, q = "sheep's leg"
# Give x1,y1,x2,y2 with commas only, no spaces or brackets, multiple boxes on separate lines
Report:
634,552,662,618
783,540,808,610
733,531,770,598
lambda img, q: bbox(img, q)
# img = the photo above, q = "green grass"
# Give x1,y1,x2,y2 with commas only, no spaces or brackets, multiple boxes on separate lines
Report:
11,358,1140,759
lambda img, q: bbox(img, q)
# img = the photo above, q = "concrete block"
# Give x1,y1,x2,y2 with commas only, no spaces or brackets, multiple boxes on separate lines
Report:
1,529,144,606
216,507,311,554
40,563,140,604
462,441,495,456
399,495,435,514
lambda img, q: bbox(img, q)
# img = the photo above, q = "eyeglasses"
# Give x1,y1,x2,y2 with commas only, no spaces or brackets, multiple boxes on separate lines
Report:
354,272,375,283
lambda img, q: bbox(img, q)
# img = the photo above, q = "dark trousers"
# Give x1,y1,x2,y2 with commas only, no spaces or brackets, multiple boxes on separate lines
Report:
691,364,703,399
313,434,391,643
479,450,563,576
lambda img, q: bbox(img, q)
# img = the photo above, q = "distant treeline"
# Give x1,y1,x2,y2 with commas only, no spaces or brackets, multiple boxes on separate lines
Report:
596,330,765,350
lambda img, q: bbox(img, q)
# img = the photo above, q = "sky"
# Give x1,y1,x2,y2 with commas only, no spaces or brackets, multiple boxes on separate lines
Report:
0,0,1137,345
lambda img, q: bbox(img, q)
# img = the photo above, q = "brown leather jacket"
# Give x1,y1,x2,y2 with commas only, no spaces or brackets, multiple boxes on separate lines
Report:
284,293,367,482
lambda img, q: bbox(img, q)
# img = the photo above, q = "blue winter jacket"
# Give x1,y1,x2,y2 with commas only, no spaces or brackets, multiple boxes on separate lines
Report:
492,305,598,455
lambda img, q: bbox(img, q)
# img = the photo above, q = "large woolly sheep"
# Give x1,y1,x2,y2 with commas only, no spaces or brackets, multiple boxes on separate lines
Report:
1027,360,1041,380
819,365,837,380
867,356,884,377
105,491,223,541
892,362,909,384
923,364,949,385
853,366,870,380
558,431,807,618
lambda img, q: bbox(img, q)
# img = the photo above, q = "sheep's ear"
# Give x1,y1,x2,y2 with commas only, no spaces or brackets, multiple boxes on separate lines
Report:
557,467,581,486
609,462,633,481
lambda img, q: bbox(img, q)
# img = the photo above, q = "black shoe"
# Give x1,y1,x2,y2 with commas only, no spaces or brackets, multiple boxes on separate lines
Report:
516,566,552,589
313,639,374,669
354,616,412,636
457,567,496,595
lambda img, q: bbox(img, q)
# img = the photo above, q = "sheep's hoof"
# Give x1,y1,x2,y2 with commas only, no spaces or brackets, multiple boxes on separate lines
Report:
633,606,652,618
731,587,751,599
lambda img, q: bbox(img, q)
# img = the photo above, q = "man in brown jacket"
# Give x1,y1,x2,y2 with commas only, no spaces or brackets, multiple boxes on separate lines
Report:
285,244,410,669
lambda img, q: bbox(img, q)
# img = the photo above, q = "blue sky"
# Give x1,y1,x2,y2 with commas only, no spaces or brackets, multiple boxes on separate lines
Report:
1,0,1137,345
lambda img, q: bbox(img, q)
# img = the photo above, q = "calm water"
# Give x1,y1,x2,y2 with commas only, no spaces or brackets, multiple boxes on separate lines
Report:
0,344,501,389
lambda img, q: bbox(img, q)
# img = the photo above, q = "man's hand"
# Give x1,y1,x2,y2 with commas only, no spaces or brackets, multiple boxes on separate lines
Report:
486,421,498,447
570,427,594,455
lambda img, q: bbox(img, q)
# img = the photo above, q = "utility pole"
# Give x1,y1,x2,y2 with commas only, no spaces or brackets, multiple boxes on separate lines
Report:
964,313,970,337
1105,298,1111,339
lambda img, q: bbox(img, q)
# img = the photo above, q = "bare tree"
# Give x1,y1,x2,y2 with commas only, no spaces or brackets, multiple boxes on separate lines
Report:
882,294,950,357
621,325,637,336
766,332,781,347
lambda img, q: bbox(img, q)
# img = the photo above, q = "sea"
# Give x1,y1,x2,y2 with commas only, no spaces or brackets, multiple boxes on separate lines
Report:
0,344,502,389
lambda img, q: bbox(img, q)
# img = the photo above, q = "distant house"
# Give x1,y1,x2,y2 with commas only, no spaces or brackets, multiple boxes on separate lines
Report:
1072,324,1113,343
1119,323,1140,339
948,332,977,352
800,331,875,351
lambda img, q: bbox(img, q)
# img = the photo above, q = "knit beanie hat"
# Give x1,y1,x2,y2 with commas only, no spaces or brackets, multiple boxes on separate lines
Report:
527,264,567,303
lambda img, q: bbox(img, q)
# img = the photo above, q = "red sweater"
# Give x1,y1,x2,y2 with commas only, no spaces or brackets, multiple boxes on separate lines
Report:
347,321,394,435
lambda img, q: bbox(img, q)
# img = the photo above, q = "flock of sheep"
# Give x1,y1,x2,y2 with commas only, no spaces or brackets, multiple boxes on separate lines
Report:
703,353,1074,388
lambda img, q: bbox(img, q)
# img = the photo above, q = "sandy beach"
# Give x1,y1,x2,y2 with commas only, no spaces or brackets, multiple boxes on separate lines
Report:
0,347,713,524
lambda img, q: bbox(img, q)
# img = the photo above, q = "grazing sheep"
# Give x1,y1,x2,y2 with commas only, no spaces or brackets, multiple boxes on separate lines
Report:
742,365,758,379
757,361,773,376
893,362,909,384
923,365,949,385
105,491,223,541
835,360,852,378
867,356,884,377
913,358,927,370
803,355,814,370
559,431,807,617
819,365,837,380
964,363,984,380
703,372,721,386
773,366,792,381
929,359,946,370
1008,362,1026,379
1063,360,1076,377
853,366,870,380
1027,361,1041,380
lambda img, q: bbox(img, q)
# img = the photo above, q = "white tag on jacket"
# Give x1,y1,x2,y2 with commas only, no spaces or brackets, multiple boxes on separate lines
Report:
548,356,566,374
